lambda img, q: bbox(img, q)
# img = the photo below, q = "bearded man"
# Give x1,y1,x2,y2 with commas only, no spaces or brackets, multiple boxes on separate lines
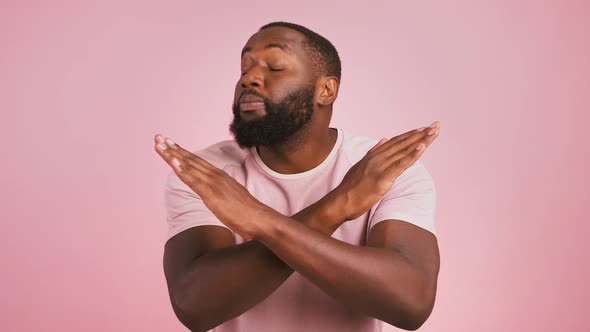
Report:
155,21,441,332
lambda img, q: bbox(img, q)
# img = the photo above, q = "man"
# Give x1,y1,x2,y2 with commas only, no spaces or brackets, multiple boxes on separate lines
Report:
154,21,441,332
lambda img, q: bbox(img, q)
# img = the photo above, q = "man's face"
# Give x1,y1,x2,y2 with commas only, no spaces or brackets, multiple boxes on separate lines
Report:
229,27,317,148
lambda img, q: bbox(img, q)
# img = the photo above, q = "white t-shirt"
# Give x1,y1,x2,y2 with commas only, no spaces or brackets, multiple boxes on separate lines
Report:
164,126,437,332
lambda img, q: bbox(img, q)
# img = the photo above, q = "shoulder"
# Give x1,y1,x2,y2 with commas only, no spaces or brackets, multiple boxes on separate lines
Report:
393,159,435,191
191,139,249,169
370,160,437,236
339,128,380,165
165,139,249,188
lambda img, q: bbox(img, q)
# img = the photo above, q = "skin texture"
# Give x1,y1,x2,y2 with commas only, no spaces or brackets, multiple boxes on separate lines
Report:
156,26,441,332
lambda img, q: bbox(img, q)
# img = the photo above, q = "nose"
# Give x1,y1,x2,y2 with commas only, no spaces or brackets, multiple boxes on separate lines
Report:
240,67,263,88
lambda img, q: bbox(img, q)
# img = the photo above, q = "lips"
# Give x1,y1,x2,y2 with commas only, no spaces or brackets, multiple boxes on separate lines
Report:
239,94,265,111
239,102,264,111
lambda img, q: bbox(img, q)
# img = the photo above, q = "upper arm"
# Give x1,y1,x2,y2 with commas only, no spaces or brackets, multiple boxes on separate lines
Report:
365,161,440,315
162,168,236,323
367,219,440,328
367,219,440,282
163,167,236,285
367,160,437,237
163,225,235,290
366,160,439,276
163,226,235,326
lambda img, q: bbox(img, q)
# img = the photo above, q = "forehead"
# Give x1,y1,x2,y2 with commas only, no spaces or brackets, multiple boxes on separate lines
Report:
241,26,307,58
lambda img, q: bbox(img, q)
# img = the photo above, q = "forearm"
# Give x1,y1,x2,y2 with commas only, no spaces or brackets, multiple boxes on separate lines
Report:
174,190,345,331
255,213,432,330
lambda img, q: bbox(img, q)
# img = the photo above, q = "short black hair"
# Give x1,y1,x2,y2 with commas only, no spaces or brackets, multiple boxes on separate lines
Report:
259,21,341,82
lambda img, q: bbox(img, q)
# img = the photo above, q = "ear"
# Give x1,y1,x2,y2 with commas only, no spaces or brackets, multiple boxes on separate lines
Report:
316,76,339,106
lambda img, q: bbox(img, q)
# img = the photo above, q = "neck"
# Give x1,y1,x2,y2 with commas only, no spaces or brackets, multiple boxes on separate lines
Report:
256,123,338,175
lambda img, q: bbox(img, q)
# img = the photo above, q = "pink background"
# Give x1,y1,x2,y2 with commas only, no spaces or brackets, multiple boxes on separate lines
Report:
2,1,589,331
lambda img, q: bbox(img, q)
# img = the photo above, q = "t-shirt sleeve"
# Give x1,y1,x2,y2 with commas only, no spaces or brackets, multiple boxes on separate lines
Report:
368,160,437,237
164,169,232,241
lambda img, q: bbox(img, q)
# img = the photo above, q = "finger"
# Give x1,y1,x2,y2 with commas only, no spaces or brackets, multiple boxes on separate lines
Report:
168,156,206,191
389,123,440,159
384,148,423,178
367,138,388,154
376,121,440,159
157,144,213,178
382,139,429,179
385,125,440,167
154,134,169,157
371,121,438,155
154,134,165,145
170,140,217,171
371,127,424,155
419,125,441,149
154,135,216,173
153,140,207,183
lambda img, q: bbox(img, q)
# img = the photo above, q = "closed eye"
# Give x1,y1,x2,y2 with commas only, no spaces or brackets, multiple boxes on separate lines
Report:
240,67,284,76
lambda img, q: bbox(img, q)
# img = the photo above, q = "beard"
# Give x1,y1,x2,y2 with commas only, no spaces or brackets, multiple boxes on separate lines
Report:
229,83,316,149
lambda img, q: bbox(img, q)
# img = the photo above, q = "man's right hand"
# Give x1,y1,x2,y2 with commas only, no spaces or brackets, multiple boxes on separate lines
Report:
334,121,441,221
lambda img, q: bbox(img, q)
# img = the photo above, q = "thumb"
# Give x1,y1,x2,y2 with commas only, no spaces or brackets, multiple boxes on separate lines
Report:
368,138,388,154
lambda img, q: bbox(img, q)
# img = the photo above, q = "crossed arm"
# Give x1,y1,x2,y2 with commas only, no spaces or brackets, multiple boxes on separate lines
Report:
158,123,441,332
164,189,439,332
163,189,347,331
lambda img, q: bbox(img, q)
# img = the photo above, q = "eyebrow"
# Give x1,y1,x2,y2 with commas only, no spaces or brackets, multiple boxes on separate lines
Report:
241,43,292,57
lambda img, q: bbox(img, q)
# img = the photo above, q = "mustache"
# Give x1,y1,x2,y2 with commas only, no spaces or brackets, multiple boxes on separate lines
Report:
237,90,269,104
